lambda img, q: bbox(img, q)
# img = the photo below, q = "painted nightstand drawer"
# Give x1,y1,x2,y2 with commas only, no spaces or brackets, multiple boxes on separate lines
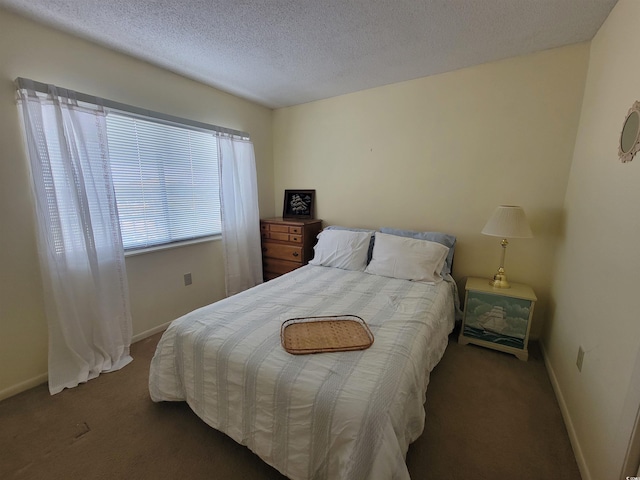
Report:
459,277,536,361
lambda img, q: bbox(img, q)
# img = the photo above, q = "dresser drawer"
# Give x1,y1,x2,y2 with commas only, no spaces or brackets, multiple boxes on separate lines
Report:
262,242,303,262
269,224,290,234
261,224,304,241
263,258,300,276
270,231,288,241
261,231,302,242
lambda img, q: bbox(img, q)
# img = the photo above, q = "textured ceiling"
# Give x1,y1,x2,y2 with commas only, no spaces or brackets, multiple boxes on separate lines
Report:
0,0,618,108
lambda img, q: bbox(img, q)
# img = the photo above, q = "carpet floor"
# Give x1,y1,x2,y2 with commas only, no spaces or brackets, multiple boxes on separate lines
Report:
0,328,581,479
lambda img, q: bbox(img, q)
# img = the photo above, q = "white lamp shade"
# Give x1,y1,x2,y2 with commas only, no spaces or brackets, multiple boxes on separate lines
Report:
481,205,533,238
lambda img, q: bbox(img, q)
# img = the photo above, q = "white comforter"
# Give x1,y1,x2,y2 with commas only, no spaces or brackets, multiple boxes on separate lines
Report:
149,265,455,480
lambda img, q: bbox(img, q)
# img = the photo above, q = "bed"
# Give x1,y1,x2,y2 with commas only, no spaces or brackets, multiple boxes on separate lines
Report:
149,229,458,480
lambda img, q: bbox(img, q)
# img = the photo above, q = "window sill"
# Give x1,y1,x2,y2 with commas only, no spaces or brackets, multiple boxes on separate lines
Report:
123,235,221,257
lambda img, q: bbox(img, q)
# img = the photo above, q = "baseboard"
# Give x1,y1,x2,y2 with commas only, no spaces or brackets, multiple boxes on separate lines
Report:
0,322,170,402
131,321,171,343
540,340,591,480
0,372,48,402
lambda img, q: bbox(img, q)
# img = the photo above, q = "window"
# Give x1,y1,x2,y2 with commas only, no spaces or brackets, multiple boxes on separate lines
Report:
105,113,221,250
17,78,250,255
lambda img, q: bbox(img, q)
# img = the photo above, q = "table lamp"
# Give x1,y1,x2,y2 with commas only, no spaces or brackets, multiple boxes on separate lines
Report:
481,205,532,288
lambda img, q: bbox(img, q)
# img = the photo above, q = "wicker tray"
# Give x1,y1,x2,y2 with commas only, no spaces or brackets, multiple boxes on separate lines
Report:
281,315,374,355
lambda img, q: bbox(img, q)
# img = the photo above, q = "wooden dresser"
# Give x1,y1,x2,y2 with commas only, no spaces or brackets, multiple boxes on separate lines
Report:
260,217,323,281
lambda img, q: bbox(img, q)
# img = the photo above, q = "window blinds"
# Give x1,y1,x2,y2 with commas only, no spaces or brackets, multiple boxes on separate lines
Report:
106,113,221,250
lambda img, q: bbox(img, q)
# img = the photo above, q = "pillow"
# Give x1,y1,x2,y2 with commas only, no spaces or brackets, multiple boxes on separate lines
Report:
309,229,372,271
364,232,449,283
324,225,376,264
379,227,456,275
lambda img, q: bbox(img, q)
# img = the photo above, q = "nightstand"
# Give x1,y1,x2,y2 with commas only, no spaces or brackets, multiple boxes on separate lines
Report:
459,277,536,361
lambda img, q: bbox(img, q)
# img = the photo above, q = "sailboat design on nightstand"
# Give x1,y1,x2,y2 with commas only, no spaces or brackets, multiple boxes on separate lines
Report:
459,278,536,360
464,292,530,348
477,306,509,335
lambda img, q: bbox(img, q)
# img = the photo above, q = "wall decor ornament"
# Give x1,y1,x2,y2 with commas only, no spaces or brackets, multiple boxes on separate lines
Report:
618,101,640,163
283,189,315,219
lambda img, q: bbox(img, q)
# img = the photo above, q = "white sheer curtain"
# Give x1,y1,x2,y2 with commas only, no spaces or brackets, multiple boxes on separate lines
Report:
218,135,263,296
17,81,133,395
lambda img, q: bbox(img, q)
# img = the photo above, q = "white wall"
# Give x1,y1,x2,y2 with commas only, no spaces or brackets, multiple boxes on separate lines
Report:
0,8,274,398
544,0,640,478
273,44,590,339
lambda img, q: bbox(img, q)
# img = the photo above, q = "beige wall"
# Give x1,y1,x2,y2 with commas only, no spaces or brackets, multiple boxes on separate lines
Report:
274,44,590,339
0,9,274,398
4,9,637,477
545,0,640,478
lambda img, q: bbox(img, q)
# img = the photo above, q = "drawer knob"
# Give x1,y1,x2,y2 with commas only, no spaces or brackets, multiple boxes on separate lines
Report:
292,252,299,257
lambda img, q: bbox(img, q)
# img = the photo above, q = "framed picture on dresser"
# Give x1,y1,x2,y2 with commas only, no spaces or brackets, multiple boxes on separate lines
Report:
283,189,315,219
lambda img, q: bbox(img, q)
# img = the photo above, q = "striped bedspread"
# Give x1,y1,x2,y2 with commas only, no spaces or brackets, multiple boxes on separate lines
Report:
149,265,455,480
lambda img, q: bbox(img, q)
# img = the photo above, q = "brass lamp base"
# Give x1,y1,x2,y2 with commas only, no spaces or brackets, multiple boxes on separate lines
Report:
488,240,512,288
489,268,511,289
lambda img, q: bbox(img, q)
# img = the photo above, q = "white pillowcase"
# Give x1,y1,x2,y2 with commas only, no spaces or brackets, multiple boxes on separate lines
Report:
309,229,372,271
364,232,450,283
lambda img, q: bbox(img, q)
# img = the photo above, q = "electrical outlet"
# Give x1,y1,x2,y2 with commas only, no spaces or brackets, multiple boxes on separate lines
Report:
184,273,192,286
576,346,585,372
